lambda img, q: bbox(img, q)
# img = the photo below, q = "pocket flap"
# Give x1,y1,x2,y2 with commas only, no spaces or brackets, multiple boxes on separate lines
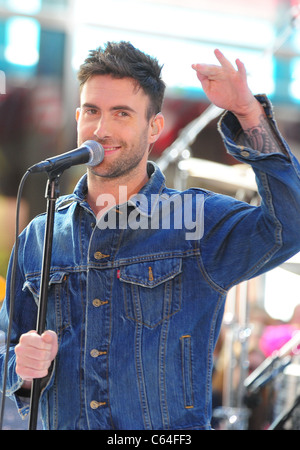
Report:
23,271,68,297
48,271,68,285
119,258,182,288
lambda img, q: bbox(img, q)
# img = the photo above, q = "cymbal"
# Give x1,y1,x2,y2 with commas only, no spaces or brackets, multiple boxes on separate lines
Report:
178,158,257,194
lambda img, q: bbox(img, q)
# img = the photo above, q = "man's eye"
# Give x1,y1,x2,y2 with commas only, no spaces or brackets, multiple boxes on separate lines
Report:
117,111,129,117
83,108,98,115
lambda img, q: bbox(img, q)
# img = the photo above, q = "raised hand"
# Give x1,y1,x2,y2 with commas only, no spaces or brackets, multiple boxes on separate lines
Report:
192,49,260,122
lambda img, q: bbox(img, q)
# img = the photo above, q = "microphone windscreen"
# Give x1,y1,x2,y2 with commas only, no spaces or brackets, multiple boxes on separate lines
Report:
84,140,105,167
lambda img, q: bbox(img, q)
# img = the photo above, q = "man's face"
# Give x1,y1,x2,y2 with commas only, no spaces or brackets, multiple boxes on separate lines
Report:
76,74,161,179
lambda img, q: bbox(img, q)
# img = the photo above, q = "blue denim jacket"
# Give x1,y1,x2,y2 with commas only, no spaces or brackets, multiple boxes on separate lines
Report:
1,96,300,430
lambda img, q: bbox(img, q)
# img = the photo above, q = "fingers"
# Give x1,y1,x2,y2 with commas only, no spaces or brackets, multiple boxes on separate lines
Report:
15,330,58,381
235,58,247,79
213,48,233,69
192,48,229,76
214,49,246,76
192,49,246,78
192,62,220,79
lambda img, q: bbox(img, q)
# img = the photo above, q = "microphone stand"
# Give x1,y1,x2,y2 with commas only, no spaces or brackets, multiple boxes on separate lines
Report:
156,103,223,172
28,171,61,430
268,395,300,430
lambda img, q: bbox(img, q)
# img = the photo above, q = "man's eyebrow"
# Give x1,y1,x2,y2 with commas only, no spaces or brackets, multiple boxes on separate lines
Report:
81,102,99,109
110,105,137,113
81,103,136,114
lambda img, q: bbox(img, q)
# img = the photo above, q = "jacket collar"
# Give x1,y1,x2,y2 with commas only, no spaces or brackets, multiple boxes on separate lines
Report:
57,161,167,218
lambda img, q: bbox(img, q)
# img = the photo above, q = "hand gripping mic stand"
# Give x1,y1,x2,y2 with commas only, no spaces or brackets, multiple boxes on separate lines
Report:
28,170,61,430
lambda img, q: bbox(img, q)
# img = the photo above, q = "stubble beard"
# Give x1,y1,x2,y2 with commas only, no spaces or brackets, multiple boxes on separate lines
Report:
89,133,149,180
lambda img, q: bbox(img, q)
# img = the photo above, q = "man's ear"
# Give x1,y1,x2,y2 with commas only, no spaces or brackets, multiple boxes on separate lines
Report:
75,107,81,122
149,112,164,144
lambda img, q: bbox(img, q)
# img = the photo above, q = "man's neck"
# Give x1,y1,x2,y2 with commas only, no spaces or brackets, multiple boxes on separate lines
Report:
86,168,149,218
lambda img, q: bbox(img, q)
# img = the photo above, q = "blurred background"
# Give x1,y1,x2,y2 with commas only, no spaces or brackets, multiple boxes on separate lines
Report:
0,0,300,430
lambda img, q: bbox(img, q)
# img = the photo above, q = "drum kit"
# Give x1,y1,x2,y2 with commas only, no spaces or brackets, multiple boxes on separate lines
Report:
244,314,300,430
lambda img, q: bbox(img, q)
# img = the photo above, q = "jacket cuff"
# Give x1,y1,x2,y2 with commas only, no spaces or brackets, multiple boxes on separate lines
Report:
217,94,291,162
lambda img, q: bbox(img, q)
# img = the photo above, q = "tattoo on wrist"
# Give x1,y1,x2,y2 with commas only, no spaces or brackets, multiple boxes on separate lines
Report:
237,114,285,154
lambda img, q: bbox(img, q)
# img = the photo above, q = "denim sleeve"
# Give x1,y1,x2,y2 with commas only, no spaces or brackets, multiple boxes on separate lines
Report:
218,94,299,164
0,245,36,419
202,95,300,289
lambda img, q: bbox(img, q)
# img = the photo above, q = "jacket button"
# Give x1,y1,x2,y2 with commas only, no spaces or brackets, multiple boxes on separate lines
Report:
90,349,99,358
92,298,101,307
240,150,250,157
90,400,106,409
90,349,107,358
92,298,108,307
94,251,110,260
90,401,98,409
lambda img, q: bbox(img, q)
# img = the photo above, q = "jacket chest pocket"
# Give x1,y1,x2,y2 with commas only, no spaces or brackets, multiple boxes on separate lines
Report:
119,258,182,328
22,271,70,333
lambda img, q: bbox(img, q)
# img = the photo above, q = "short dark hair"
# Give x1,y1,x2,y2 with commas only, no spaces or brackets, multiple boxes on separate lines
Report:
77,41,166,119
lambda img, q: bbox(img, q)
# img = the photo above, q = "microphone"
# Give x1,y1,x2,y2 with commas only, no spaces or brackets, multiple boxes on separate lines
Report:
28,140,104,174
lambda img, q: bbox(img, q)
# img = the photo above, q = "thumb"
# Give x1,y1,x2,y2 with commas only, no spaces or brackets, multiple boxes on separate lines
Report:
41,330,58,359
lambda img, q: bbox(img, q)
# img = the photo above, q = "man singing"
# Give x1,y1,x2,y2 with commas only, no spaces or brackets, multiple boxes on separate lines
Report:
1,41,300,430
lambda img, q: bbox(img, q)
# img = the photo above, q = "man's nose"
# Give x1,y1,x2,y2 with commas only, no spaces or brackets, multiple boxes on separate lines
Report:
93,116,111,140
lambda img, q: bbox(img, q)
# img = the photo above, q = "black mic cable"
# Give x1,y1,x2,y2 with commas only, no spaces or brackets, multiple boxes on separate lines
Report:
0,169,30,430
